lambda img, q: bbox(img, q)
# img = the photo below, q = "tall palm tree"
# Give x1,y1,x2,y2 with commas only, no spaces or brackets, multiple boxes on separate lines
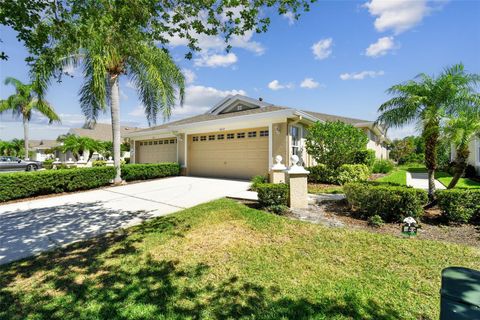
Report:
444,101,480,188
376,64,480,198
0,77,60,159
32,4,185,183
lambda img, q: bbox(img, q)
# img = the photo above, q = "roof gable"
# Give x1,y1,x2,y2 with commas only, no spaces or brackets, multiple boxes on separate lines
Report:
207,94,272,115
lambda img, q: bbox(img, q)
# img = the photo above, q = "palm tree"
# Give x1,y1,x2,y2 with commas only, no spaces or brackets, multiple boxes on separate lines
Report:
32,11,185,184
0,77,60,159
59,134,102,162
376,64,480,198
444,101,480,188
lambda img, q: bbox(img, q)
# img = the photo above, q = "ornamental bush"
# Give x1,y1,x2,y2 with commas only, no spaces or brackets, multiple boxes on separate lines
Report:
250,175,269,191
436,189,480,224
307,164,335,184
336,164,370,185
372,159,395,174
256,183,289,214
343,182,428,222
120,163,180,181
92,160,106,167
353,150,376,167
0,163,180,202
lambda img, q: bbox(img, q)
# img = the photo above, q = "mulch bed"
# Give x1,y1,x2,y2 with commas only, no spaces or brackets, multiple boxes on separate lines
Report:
321,200,480,247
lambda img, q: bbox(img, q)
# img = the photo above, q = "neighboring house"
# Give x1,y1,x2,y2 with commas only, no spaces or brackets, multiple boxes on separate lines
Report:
451,137,480,175
29,140,58,161
56,123,138,161
126,95,389,180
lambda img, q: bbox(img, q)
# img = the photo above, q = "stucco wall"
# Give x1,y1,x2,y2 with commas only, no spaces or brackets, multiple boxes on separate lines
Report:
272,122,288,166
178,133,186,168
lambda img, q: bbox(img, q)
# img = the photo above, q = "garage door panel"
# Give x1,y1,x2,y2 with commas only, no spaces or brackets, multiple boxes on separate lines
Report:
189,128,268,179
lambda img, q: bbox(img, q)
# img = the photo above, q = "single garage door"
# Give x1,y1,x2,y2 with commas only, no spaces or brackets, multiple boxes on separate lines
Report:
137,138,177,163
188,127,269,180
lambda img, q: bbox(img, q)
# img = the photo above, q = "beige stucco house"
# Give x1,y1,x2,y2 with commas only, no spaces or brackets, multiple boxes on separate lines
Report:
126,95,389,180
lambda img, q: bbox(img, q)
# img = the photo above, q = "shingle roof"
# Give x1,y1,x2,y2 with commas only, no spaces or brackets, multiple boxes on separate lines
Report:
69,123,139,141
29,140,59,149
132,105,288,133
301,110,371,125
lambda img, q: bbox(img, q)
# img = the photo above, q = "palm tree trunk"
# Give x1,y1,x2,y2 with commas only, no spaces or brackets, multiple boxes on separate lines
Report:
423,121,439,199
109,74,122,184
448,148,469,189
23,117,30,160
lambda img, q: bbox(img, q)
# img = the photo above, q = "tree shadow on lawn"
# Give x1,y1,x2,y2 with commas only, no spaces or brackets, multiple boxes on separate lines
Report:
1,213,407,320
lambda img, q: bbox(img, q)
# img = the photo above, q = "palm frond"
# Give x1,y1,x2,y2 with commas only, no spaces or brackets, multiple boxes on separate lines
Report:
30,99,61,124
79,52,108,121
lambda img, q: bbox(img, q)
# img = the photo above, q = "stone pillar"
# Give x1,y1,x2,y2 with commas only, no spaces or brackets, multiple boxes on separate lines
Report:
287,155,310,209
52,158,61,169
270,155,287,184
76,156,87,168
65,158,75,168
106,156,114,167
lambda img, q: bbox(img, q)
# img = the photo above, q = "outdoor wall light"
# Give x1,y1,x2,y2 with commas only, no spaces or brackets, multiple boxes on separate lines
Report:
275,126,281,134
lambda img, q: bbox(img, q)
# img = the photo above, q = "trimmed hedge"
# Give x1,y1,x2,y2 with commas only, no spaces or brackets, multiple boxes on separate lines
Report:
353,150,376,167
372,159,395,174
256,183,289,214
120,163,180,181
343,182,428,222
436,189,480,224
0,163,181,202
307,164,370,185
0,167,116,202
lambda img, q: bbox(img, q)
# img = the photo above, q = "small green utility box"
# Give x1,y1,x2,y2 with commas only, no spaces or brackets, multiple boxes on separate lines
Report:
440,267,480,320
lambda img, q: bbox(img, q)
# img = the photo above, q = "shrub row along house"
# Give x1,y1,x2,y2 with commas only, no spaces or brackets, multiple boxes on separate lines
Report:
126,95,389,180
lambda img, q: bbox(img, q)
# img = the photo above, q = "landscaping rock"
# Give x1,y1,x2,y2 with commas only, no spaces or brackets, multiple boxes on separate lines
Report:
290,204,345,228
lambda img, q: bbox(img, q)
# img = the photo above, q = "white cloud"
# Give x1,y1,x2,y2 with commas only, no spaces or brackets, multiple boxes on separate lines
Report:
365,36,396,57
182,69,196,84
340,70,385,80
364,0,431,34
387,124,418,139
267,80,294,91
283,12,296,25
311,38,333,60
128,85,247,119
300,78,320,89
120,89,128,100
194,52,238,68
62,63,77,76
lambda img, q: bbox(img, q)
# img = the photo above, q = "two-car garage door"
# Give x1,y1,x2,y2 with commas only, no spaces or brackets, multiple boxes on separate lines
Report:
137,138,177,163
188,127,269,180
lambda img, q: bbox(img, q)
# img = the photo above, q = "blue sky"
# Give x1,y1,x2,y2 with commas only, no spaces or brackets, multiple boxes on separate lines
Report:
1,0,479,140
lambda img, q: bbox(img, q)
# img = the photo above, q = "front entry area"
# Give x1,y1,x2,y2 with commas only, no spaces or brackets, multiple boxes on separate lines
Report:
188,127,269,180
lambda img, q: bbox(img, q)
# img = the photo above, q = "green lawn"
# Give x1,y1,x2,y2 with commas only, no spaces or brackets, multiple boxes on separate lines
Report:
308,183,344,194
435,171,480,189
1,199,479,320
376,168,407,185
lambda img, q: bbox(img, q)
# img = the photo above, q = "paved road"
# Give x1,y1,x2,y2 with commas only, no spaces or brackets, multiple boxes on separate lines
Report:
0,176,250,265
406,172,446,190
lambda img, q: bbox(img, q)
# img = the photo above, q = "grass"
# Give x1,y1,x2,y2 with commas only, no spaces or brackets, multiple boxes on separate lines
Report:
435,171,480,189
308,183,344,194
376,168,407,185
1,199,479,320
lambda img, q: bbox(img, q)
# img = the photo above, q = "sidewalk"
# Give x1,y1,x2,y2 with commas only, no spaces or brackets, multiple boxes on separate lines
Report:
406,172,446,190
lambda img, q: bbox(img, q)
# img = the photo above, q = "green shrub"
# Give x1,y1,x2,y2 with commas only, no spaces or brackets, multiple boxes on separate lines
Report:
398,153,424,165
436,189,480,224
372,159,395,174
0,163,181,202
0,167,116,202
251,175,269,191
353,150,376,167
256,183,289,214
307,164,335,184
92,160,106,167
343,182,428,222
120,163,180,181
42,159,54,169
336,164,370,185
465,165,478,178
367,215,384,228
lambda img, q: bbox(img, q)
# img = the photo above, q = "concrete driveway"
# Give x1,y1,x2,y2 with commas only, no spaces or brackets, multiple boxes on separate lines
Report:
0,176,250,265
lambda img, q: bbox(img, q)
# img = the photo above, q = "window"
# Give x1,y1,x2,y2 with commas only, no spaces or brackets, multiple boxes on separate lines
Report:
154,141,158,145
193,136,199,142
148,141,153,145
159,140,164,144
248,131,257,138
209,135,215,141
170,139,175,144
139,142,143,146
291,126,300,156
164,140,169,144
237,132,245,139
259,130,269,137
227,133,234,139
200,136,207,141
217,134,224,140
